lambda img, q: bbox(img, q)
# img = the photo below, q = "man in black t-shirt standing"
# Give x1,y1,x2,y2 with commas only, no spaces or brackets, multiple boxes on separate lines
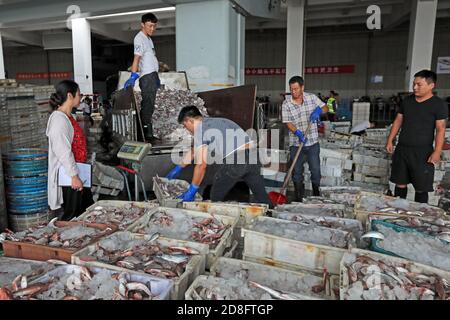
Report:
386,70,448,203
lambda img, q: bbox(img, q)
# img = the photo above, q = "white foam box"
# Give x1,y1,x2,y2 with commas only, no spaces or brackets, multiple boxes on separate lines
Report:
435,170,445,182
322,157,345,167
321,148,351,160
304,165,343,178
441,150,450,161
344,160,353,170
354,164,389,177
261,168,286,183
353,173,388,185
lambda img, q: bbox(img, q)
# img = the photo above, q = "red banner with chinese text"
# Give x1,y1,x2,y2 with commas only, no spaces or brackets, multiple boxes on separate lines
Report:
245,65,355,76
16,72,72,80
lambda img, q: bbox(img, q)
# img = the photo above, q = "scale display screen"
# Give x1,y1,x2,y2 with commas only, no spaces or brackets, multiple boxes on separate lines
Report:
117,141,151,162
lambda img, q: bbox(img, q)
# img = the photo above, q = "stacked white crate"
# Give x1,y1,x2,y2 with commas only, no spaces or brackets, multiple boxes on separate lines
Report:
352,146,391,185
303,145,353,190
351,102,370,127
330,121,352,134
0,87,41,149
363,127,390,147
32,86,54,149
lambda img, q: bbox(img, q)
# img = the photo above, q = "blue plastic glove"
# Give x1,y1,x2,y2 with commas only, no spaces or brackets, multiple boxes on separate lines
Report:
166,165,183,180
178,184,199,202
124,72,139,89
310,106,323,122
294,130,307,144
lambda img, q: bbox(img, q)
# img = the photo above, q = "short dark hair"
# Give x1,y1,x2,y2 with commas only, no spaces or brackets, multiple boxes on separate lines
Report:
414,69,437,84
289,76,304,86
178,106,202,123
142,13,158,24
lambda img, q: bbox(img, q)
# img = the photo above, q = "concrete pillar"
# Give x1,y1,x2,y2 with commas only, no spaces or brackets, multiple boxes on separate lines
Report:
285,0,306,92
0,32,5,79
176,0,245,92
72,18,93,94
405,0,438,91
236,12,246,86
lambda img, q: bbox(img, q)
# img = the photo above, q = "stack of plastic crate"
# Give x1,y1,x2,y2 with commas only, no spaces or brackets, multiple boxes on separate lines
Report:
352,146,391,185
32,86,54,150
0,87,41,150
303,145,353,190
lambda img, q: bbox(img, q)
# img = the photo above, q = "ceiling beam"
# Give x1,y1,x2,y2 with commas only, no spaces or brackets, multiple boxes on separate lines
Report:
89,21,132,44
0,29,42,46
0,0,166,27
306,5,392,21
382,0,412,31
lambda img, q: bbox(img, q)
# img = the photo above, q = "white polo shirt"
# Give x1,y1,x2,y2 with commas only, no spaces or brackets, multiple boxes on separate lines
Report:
133,31,159,77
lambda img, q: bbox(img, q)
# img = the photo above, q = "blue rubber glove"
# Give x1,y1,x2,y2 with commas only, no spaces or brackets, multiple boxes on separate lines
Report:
294,130,307,144
166,165,183,180
178,184,199,202
124,72,139,89
310,106,323,122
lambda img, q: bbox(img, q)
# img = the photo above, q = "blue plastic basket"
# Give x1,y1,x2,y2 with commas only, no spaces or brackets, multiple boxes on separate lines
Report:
2,148,49,215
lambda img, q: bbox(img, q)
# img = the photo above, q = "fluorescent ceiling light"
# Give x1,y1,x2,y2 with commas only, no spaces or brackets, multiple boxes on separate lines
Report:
87,6,175,20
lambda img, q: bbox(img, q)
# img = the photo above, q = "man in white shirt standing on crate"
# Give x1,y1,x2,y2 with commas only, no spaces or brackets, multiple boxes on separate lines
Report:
124,13,161,142
282,76,328,202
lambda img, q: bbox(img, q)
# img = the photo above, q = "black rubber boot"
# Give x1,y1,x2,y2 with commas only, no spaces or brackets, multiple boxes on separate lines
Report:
312,184,320,197
294,182,305,202
143,124,155,142
414,191,428,204
394,186,407,199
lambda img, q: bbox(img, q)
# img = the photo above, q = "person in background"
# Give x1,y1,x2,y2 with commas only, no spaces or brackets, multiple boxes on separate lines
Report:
282,76,328,202
81,97,92,116
47,80,94,220
124,13,161,143
327,90,338,122
386,70,448,204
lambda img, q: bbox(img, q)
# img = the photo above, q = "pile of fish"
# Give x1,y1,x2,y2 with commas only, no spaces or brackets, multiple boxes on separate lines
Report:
372,215,450,240
79,232,199,279
275,203,346,218
302,197,344,205
153,177,189,199
0,266,159,300
341,252,450,300
0,258,54,288
134,89,208,141
275,213,366,248
190,275,319,300
76,204,154,230
0,219,113,250
359,194,445,218
319,187,361,206
248,217,355,249
133,209,230,248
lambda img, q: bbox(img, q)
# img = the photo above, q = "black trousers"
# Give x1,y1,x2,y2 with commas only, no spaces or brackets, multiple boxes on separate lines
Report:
61,187,94,221
210,163,273,208
139,72,160,136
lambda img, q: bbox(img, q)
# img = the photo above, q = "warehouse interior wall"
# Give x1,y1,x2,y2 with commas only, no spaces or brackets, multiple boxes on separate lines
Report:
2,21,449,101
246,19,450,102
3,47,73,86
